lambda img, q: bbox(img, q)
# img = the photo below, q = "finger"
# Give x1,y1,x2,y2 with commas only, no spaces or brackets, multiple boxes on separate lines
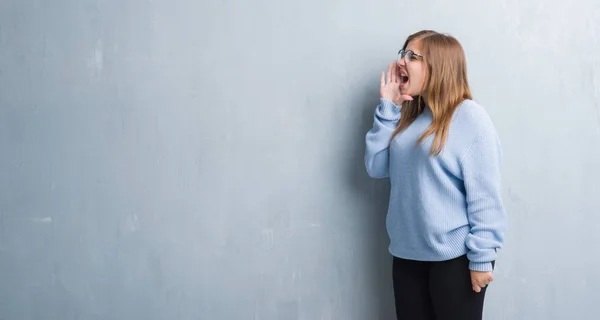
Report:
380,72,385,88
401,94,414,101
391,63,398,83
472,284,481,293
387,64,392,84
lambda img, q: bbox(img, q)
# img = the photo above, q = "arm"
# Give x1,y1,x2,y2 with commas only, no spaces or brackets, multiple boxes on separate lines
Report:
460,131,507,272
365,63,413,178
364,98,401,178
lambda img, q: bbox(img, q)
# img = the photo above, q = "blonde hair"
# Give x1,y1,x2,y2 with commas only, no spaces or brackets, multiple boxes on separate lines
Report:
391,30,472,156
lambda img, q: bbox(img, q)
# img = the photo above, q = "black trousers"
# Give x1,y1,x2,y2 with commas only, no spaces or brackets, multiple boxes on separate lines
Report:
392,254,493,320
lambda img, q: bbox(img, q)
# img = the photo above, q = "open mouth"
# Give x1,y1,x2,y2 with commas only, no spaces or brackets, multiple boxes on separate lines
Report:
399,71,409,86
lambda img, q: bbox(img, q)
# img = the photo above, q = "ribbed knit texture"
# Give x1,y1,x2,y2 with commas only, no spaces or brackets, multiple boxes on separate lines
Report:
365,98,506,272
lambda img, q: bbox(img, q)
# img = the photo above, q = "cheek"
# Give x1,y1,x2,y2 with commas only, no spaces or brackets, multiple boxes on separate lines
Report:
408,66,422,81
414,69,426,86
409,71,423,86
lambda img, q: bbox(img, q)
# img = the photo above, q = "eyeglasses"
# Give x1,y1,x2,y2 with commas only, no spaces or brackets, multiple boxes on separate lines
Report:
397,49,423,64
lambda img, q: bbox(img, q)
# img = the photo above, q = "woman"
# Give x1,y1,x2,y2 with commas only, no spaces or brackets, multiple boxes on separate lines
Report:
364,30,507,320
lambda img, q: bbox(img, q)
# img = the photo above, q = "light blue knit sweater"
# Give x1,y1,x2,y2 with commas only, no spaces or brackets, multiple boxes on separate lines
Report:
365,98,506,272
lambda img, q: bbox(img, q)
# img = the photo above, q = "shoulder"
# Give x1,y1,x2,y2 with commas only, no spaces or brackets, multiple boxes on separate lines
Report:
452,99,498,138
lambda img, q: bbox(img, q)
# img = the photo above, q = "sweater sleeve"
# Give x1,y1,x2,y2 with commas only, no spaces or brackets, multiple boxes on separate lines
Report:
460,130,507,272
364,99,401,178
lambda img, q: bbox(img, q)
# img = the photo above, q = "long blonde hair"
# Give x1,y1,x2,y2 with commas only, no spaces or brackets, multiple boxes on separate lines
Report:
391,30,472,156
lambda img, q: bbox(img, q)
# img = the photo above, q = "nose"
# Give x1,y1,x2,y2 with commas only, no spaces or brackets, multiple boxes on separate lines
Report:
397,57,406,67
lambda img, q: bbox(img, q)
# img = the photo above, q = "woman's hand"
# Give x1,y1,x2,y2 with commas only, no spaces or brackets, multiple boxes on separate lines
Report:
380,62,413,105
470,270,494,293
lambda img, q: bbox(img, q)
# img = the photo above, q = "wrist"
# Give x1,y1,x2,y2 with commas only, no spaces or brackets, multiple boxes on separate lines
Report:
381,96,403,105
377,98,401,120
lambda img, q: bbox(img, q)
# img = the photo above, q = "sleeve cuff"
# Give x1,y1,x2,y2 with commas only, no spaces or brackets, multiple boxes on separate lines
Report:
377,98,401,120
469,261,493,272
